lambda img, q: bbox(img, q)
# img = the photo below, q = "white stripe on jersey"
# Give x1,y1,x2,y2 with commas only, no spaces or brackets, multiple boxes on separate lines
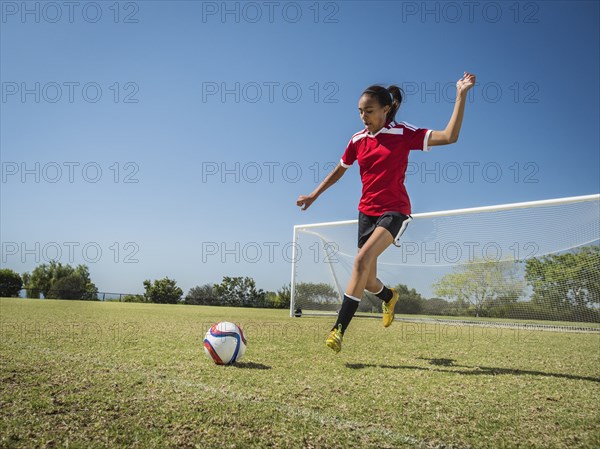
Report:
351,121,420,142
380,127,404,135
352,130,369,143
423,129,433,152
399,121,417,131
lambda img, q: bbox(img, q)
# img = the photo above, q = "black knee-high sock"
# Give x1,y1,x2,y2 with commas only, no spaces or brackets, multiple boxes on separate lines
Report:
333,294,360,333
376,285,393,303
370,280,393,302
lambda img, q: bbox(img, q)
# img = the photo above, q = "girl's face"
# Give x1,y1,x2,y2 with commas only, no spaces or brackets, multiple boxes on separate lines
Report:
358,94,390,134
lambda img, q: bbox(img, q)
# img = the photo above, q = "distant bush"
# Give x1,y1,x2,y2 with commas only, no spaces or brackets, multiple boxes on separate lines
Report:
214,276,267,308
184,284,217,305
421,298,453,315
0,269,23,297
143,278,183,304
22,262,98,299
122,294,145,303
46,274,98,300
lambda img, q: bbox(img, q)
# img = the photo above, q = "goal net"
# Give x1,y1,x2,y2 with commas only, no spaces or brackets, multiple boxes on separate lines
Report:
290,194,600,331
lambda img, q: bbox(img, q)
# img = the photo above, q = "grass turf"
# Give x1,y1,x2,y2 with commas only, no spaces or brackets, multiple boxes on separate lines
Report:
1,298,599,448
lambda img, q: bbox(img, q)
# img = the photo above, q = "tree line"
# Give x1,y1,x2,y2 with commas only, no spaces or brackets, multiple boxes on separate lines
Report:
431,245,599,322
1,245,598,322
286,245,600,323
0,262,290,309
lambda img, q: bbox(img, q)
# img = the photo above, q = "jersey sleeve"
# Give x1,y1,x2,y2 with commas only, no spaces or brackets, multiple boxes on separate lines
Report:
403,122,433,152
340,137,357,168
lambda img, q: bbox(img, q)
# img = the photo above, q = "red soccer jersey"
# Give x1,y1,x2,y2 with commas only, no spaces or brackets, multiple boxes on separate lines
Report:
341,121,432,216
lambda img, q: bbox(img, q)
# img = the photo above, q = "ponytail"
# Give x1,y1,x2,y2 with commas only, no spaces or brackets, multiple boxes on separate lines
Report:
361,84,404,123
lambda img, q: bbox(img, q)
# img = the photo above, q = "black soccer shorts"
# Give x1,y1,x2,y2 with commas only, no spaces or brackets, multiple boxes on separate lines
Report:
358,211,412,248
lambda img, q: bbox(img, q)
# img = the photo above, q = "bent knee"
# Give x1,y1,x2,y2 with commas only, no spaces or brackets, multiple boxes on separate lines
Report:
353,252,376,273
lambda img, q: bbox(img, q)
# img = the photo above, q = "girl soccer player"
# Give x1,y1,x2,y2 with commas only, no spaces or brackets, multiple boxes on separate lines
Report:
296,72,476,353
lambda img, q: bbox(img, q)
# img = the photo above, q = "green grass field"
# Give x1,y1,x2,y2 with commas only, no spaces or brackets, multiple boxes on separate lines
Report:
1,298,599,448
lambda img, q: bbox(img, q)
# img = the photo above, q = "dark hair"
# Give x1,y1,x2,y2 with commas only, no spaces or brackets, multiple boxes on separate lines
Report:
361,85,404,123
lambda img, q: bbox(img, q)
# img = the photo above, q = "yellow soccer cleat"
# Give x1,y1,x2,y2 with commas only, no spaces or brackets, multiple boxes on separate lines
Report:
325,324,343,353
382,288,399,327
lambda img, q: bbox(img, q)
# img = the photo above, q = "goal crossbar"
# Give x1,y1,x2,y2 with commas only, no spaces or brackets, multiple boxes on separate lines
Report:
293,194,600,231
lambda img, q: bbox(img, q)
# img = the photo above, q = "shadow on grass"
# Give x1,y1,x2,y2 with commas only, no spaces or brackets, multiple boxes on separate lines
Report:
232,361,272,370
346,358,600,383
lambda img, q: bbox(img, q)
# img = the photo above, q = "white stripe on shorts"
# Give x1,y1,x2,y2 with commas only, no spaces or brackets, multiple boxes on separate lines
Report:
393,215,412,247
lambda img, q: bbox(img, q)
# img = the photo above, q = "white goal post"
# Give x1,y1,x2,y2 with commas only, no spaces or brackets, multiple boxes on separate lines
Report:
290,194,600,331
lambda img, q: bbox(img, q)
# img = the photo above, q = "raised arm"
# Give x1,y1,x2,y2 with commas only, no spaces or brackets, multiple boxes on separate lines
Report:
428,72,476,146
296,162,348,211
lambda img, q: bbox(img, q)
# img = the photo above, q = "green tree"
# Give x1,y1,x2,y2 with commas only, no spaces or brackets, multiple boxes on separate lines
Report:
295,282,338,304
525,245,600,309
121,294,145,303
72,265,98,299
421,297,453,316
433,259,525,317
184,284,217,305
143,277,183,304
273,283,291,309
21,272,35,297
0,269,23,297
358,290,381,313
261,285,292,309
293,282,339,312
214,276,266,307
359,283,425,314
22,263,57,298
393,283,425,314
264,291,278,307
47,273,96,300
22,262,97,299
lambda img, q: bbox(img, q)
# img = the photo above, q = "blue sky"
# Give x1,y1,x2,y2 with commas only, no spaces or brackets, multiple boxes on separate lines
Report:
1,1,599,296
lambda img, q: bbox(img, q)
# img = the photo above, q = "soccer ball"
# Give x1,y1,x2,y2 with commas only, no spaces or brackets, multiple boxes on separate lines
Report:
203,322,247,365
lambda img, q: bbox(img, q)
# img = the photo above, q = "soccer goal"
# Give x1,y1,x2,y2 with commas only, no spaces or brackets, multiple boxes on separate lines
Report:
290,194,600,331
